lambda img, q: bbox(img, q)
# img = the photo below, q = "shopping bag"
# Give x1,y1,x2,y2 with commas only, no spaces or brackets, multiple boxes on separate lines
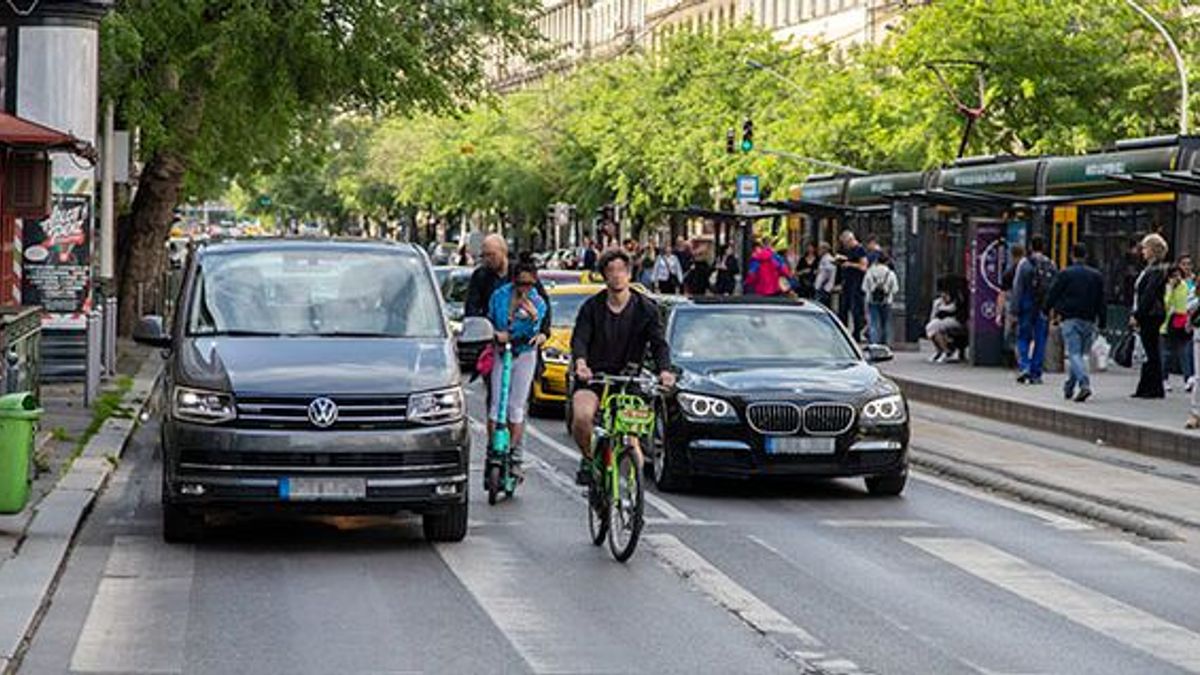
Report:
1091,334,1111,372
1112,330,1136,369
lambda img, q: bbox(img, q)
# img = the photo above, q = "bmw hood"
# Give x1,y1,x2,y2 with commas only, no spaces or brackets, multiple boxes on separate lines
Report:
679,360,890,399
176,337,459,395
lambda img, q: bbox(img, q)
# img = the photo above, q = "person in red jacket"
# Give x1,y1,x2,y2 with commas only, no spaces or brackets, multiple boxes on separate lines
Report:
744,238,792,297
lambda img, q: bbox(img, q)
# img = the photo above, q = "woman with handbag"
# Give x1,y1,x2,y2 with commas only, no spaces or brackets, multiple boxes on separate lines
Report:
1162,265,1194,392
1131,234,1170,399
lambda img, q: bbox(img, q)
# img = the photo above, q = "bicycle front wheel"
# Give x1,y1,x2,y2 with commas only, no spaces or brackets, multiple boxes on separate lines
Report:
607,447,644,563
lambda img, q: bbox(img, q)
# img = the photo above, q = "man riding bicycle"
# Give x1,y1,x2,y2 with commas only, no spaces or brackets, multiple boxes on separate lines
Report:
570,249,676,485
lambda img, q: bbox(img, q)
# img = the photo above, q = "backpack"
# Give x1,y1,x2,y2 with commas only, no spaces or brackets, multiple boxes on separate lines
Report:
1029,255,1057,310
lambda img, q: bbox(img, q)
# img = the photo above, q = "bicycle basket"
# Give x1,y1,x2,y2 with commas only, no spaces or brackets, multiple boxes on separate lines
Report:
609,393,655,436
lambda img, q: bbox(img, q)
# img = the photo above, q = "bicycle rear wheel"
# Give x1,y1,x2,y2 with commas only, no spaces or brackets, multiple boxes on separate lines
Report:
607,447,644,563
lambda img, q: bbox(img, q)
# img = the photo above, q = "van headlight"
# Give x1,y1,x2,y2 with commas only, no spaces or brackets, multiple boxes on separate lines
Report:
173,386,236,424
677,392,736,420
409,387,465,424
861,394,906,425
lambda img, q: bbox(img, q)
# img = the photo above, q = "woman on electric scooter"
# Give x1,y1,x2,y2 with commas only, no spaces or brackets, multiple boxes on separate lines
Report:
487,260,547,470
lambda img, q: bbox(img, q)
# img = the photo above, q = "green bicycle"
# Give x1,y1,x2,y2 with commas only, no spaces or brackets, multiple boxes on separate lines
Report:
585,372,660,563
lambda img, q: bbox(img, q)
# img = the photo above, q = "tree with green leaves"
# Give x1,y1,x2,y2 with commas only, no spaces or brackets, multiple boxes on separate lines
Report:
103,0,540,333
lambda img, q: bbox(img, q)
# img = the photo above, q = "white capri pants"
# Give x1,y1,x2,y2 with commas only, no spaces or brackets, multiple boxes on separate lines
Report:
489,349,538,425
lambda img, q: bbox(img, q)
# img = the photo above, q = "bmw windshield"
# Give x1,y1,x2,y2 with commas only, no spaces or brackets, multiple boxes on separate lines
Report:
187,248,445,338
669,308,859,364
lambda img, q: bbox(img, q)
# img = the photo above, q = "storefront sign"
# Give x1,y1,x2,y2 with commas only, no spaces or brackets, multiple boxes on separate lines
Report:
22,195,92,329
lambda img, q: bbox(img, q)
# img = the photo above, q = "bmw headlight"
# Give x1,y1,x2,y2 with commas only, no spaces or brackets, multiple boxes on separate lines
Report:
173,386,236,424
542,347,570,365
677,392,736,420
409,387,465,424
861,394,906,425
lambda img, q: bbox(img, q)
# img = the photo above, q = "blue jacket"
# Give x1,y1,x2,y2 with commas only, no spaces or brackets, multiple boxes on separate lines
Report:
488,282,547,356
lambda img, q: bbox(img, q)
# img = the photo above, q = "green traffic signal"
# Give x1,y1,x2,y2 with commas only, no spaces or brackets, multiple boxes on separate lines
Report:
257,195,272,208
740,139,753,153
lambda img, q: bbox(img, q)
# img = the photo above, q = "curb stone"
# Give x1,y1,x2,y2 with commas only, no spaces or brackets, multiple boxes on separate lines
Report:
911,448,1181,541
0,356,162,675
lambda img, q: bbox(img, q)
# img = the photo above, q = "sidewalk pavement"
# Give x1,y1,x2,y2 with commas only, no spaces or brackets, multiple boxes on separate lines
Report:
880,344,1199,465
0,341,161,674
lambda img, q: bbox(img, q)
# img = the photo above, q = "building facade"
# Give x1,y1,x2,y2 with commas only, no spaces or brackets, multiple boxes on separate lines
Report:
488,0,913,91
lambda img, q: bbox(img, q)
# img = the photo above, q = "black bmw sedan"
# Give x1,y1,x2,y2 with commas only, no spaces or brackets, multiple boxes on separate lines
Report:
650,297,909,496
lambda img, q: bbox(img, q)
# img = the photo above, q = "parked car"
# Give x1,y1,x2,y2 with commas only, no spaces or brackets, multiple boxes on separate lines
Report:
434,265,477,369
649,297,909,495
135,238,482,543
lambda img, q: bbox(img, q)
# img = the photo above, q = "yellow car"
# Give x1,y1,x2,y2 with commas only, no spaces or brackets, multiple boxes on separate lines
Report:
531,281,649,408
531,284,601,407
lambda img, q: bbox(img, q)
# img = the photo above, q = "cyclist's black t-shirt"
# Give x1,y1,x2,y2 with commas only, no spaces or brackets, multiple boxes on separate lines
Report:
570,290,670,376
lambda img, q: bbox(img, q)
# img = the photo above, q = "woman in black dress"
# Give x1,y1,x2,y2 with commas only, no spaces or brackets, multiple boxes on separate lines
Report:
1131,233,1169,398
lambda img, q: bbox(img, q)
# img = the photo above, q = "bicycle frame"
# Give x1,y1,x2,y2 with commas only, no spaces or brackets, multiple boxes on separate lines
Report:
593,376,657,501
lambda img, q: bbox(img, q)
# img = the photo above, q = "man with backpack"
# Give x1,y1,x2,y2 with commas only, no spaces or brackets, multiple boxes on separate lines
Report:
1011,235,1058,385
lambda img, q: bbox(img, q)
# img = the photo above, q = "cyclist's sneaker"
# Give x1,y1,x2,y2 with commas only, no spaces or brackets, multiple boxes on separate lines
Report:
575,458,592,486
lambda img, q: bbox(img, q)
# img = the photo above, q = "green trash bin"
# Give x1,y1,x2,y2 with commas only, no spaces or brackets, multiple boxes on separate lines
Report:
0,392,42,514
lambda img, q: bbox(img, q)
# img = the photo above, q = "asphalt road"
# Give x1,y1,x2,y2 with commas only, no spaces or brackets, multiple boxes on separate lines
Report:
17,385,1200,675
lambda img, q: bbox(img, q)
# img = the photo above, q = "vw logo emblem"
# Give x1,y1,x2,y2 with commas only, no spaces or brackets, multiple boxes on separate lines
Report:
307,397,339,428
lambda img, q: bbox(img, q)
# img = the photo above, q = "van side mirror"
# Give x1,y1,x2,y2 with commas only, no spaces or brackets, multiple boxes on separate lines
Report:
133,315,172,348
458,317,495,345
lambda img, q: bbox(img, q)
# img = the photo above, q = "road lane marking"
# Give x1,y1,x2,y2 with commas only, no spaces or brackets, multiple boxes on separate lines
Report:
435,536,608,674
1092,540,1200,576
912,472,1093,531
905,537,1200,673
69,535,195,674
525,422,693,523
646,533,872,674
819,519,939,529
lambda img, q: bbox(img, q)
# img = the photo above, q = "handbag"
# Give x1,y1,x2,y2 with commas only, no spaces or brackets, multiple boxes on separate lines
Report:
1169,312,1188,332
1112,330,1137,369
475,343,495,377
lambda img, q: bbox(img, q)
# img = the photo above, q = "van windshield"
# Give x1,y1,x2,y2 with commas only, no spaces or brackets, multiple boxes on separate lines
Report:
188,249,445,338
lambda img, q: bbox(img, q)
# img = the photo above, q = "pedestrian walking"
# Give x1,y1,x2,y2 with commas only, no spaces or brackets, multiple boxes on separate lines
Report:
864,234,883,265
837,231,869,342
675,237,694,279
685,251,712,296
1012,235,1057,385
652,245,684,294
1186,277,1200,428
744,237,791,297
580,237,598,271
638,243,657,288
1045,243,1105,402
1131,233,1169,399
713,244,739,296
996,244,1025,368
814,241,836,307
862,252,899,345
1162,264,1194,392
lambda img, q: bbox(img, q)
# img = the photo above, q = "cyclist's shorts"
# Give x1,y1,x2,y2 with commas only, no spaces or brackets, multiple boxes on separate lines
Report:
570,378,606,399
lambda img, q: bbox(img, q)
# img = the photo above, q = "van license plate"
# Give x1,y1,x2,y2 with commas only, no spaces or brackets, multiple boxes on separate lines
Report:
767,437,836,455
281,477,367,501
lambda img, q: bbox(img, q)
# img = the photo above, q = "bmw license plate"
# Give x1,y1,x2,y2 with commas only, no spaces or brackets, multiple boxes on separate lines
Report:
280,477,367,501
766,437,836,455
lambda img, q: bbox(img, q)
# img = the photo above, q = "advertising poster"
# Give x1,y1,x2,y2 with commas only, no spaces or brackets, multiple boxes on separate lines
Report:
22,195,92,329
971,220,1006,365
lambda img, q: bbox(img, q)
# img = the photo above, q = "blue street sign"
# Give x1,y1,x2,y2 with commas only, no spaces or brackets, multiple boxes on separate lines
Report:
736,175,760,201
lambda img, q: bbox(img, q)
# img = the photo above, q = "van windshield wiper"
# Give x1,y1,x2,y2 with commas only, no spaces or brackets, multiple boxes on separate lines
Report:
193,329,287,337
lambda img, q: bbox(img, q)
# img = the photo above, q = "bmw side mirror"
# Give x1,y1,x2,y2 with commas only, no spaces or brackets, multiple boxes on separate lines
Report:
458,317,495,345
865,344,894,363
133,315,172,349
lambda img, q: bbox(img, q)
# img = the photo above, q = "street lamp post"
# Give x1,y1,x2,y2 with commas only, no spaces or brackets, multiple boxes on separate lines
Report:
1123,0,1190,135
745,59,807,100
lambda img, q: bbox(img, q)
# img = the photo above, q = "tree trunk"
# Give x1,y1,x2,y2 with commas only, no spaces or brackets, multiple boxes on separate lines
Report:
117,151,187,335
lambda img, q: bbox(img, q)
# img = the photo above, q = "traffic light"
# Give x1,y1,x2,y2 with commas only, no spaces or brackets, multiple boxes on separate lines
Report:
257,194,272,208
725,128,736,155
740,118,754,153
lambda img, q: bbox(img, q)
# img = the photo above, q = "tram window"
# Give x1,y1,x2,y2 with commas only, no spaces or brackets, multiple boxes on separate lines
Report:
1081,203,1173,307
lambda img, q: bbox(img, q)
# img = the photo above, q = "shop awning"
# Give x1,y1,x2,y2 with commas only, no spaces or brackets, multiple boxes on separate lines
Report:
1110,170,1200,196
667,206,788,222
756,199,889,217
0,113,96,162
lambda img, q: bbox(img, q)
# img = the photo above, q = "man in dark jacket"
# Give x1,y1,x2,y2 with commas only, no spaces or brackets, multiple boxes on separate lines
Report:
1046,242,1106,402
570,248,675,484
1012,235,1057,384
